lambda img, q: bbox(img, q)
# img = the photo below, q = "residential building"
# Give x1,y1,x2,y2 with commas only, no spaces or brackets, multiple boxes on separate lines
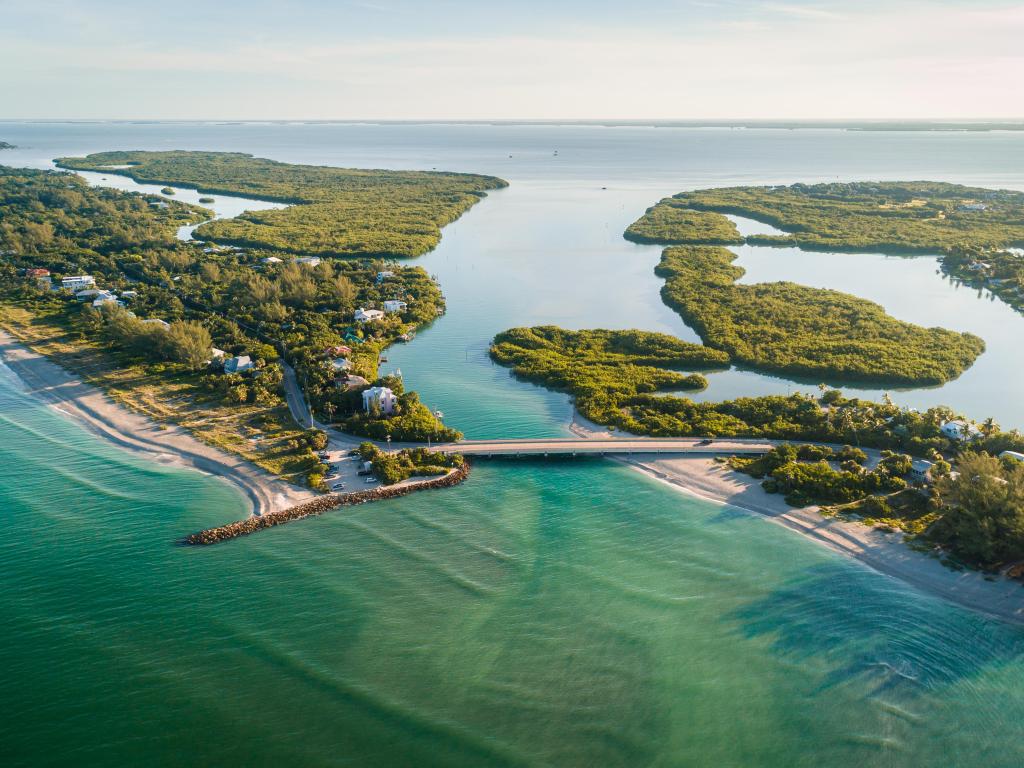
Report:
75,288,104,301
323,345,352,357
328,357,352,372
941,420,982,441
25,268,50,279
62,275,95,290
362,386,397,415
354,307,385,323
383,300,408,313
376,270,395,283
223,355,254,374
92,291,119,308
336,373,369,390
909,459,934,484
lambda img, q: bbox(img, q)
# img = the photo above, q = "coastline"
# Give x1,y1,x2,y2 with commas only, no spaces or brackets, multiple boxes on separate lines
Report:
569,414,1024,625
0,330,316,518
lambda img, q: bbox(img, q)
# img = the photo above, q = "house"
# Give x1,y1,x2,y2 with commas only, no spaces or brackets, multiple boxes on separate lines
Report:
223,355,254,374
328,357,352,372
92,291,119,308
362,386,397,415
261,256,283,264
336,373,369,390
25,268,50,279
383,300,408,313
62,275,95,290
121,290,138,299
75,288,104,301
323,345,352,357
1001,451,1024,463
941,420,982,441
354,307,385,323
210,347,226,359
295,256,321,267
909,459,934,484
142,318,171,329
376,270,395,283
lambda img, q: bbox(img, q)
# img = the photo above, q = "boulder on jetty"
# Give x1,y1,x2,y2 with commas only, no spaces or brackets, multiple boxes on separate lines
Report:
183,463,471,545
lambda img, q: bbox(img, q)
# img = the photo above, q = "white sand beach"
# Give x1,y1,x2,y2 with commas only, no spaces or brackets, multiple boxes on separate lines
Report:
0,330,316,517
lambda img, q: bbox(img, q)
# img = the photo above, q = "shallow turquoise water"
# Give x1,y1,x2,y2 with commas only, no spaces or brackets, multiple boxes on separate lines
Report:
2,123,1024,765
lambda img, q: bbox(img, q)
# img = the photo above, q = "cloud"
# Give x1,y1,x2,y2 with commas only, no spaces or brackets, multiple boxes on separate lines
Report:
0,2,1021,119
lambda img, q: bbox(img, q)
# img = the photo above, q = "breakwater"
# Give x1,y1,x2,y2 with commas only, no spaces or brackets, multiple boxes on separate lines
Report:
183,463,471,545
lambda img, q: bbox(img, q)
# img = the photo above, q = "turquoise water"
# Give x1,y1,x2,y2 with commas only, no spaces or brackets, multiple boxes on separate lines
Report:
3,123,1024,765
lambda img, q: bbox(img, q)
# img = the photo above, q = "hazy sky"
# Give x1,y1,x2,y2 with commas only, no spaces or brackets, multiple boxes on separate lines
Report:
2,0,1022,119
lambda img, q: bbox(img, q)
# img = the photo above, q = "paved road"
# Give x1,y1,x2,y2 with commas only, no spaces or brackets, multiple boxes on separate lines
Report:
427,437,774,457
280,360,313,430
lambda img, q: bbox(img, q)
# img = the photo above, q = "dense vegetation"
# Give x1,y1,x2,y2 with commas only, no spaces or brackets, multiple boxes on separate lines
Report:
0,162,467,481
730,443,910,507
624,202,743,245
57,151,508,258
669,181,1024,253
358,442,463,486
340,375,458,442
490,326,727,402
656,245,984,385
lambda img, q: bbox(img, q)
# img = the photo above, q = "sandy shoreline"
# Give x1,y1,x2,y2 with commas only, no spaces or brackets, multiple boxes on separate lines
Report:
0,330,316,517
569,415,1024,625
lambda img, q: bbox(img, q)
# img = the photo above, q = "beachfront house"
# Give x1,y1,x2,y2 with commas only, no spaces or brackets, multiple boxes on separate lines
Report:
909,459,935,484
223,355,254,374
62,275,95,290
362,386,397,415
295,256,321,267
941,420,982,442
354,307,385,323
383,300,408,314
376,270,395,283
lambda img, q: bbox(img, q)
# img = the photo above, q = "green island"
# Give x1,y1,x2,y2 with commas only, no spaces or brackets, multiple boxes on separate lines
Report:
56,150,508,257
0,156,498,487
658,181,1024,315
655,244,984,384
357,441,464,486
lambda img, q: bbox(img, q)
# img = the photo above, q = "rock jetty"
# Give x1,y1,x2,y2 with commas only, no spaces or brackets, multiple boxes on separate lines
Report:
183,463,471,545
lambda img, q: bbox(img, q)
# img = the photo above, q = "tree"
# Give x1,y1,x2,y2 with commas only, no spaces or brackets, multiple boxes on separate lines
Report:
164,321,213,369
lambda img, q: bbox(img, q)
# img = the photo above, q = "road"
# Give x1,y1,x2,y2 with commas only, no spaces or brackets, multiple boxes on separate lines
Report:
280,360,313,430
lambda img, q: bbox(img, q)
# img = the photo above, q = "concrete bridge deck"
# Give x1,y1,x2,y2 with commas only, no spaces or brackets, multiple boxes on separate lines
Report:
428,438,774,458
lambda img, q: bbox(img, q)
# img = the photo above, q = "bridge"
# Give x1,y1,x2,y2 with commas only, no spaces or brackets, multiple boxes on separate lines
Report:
427,437,774,458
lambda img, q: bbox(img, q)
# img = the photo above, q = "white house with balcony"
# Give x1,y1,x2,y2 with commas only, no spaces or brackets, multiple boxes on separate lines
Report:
62,275,95,290
362,386,397,415
383,300,407,314
354,307,385,323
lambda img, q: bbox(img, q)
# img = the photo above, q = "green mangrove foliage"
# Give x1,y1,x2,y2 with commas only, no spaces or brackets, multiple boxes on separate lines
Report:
655,245,985,385
624,202,743,245
57,151,508,258
358,442,463,486
490,326,728,400
667,181,1024,252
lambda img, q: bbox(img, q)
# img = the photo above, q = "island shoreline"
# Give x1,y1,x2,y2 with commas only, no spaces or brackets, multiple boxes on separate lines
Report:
0,329,318,519
569,414,1024,626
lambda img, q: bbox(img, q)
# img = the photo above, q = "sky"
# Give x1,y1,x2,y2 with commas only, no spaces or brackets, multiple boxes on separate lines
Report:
1,0,1022,120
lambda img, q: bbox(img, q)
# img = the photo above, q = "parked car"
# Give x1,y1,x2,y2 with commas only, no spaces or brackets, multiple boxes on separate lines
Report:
364,477,378,484
331,482,346,491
